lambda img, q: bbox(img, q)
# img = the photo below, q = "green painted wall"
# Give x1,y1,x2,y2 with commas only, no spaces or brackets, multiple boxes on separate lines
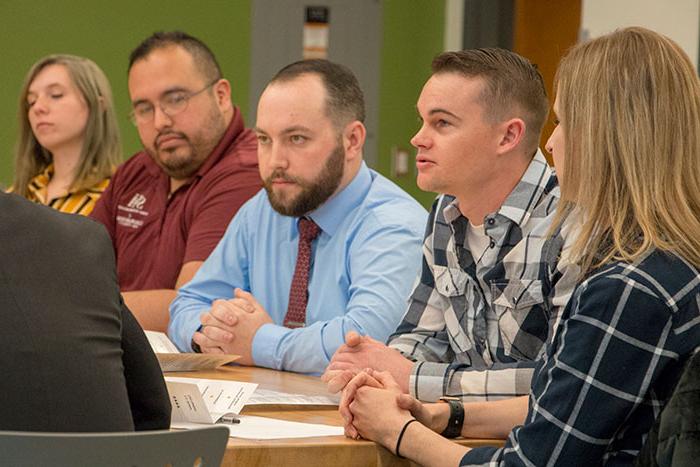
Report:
0,0,444,209
0,0,252,188
378,0,445,207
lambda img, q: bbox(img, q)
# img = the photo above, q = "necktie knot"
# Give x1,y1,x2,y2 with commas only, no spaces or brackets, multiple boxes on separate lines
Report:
298,217,321,242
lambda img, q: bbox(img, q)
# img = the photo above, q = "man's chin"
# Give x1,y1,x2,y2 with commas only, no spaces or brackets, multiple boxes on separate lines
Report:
150,150,199,178
267,192,307,217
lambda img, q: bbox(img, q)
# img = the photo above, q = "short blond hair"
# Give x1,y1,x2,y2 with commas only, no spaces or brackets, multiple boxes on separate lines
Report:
553,27,700,275
13,54,121,197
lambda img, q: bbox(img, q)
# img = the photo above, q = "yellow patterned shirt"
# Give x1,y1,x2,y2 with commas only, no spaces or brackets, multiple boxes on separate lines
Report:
24,165,110,216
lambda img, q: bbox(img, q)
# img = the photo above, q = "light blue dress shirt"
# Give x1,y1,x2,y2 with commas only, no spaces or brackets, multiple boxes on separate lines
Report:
168,163,427,374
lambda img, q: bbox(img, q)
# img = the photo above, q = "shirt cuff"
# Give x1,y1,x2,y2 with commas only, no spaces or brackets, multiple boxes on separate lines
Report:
171,313,204,352
251,323,292,369
409,361,449,402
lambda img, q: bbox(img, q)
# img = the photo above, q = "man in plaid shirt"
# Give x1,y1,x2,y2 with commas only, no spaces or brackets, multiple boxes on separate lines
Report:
324,48,578,402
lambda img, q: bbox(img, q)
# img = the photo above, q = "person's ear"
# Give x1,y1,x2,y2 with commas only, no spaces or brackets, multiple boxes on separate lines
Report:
342,121,366,162
213,79,232,112
495,118,526,155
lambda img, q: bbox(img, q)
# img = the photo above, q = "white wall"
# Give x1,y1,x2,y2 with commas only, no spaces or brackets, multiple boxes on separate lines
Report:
581,0,700,66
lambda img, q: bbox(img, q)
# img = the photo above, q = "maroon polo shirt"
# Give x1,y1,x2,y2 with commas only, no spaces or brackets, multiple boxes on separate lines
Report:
90,107,261,291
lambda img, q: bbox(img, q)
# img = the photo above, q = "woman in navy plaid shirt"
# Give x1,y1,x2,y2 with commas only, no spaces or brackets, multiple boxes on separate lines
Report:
340,27,700,466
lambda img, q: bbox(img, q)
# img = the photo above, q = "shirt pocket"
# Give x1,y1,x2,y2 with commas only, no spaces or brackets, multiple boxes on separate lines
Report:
490,279,548,361
434,264,468,297
434,265,474,353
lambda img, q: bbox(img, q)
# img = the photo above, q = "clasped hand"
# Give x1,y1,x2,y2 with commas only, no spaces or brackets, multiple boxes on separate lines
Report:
338,368,438,448
322,331,413,394
192,288,272,365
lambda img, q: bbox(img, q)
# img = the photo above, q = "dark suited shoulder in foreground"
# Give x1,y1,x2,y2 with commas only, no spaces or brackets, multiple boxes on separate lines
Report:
0,192,170,431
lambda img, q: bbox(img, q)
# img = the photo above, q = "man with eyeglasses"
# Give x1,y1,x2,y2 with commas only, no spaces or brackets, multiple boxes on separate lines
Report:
91,31,261,332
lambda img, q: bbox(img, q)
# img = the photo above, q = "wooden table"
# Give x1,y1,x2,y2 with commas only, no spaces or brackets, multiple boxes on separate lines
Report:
169,366,503,467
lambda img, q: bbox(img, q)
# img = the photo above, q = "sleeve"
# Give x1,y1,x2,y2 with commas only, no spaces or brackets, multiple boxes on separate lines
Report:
88,168,118,242
120,299,172,430
250,216,426,374
168,206,250,351
386,202,466,400
460,273,676,466
182,164,261,264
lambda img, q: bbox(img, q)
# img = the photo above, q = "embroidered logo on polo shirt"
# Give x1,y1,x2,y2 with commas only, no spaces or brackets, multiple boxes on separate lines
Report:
117,193,149,229
127,193,147,210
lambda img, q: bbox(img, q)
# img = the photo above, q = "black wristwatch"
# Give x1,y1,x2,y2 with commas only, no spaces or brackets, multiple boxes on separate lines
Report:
191,325,203,353
439,397,464,438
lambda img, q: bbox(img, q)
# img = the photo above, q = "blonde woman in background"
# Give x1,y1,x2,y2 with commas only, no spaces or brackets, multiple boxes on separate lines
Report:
11,54,121,215
339,27,700,466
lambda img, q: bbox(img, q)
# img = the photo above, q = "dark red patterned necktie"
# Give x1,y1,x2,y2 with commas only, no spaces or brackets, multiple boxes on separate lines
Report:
284,217,321,328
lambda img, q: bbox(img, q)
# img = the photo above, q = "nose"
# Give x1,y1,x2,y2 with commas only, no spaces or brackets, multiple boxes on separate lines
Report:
545,131,554,155
266,141,289,171
410,124,430,150
153,105,173,130
30,95,49,116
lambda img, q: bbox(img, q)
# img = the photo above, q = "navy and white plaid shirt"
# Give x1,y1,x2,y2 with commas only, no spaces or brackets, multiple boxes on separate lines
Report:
388,151,579,402
461,250,700,466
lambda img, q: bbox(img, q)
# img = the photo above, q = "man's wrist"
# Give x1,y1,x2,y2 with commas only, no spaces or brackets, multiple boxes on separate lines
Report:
426,402,450,433
397,357,415,394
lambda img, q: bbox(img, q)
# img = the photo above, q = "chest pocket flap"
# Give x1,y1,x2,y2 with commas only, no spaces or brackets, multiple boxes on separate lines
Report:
490,279,547,361
434,264,468,297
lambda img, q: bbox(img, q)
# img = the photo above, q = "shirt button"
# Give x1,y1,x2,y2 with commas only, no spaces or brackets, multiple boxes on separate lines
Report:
487,218,495,225
489,240,495,248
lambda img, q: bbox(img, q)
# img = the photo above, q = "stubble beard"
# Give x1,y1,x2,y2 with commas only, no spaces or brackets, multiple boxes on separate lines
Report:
147,107,227,180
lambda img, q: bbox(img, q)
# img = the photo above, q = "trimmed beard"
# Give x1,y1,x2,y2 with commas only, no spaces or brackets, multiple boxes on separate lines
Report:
263,142,345,217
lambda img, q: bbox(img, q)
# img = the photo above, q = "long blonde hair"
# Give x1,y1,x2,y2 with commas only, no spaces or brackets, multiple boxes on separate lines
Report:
552,27,700,276
13,54,122,197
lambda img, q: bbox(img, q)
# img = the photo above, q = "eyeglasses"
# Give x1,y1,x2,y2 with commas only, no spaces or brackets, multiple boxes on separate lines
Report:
129,79,219,125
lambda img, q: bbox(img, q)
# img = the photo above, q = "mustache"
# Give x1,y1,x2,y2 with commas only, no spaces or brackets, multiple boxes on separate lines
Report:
264,169,303,186
155,131,188,148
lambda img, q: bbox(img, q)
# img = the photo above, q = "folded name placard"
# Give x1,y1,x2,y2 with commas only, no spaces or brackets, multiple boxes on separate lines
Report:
165,376,258,424
145,331,239,372
164,376,344,439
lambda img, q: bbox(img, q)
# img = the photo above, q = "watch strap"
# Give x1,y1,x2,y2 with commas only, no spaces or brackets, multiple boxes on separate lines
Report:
439,398,464,438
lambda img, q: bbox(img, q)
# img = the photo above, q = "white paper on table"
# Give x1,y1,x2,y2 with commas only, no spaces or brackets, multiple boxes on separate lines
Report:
165,377,258,424
145,330,181,353
247,388,340,406
172,414,344,439
145,331,239,372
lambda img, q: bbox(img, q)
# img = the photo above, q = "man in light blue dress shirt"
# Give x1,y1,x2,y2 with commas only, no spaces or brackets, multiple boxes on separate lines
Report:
168,59,427,374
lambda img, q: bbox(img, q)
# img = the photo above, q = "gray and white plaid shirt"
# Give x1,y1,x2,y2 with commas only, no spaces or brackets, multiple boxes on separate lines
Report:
388,151,578,402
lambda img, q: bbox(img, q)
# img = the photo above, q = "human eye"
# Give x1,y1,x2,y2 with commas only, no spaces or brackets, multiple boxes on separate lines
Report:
290,134,308,145
164,92,188,107
50,92,64,100
27,97,37,107
431,117,453,130
134,102,154,118
256,134,270,145
553,118,560,126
